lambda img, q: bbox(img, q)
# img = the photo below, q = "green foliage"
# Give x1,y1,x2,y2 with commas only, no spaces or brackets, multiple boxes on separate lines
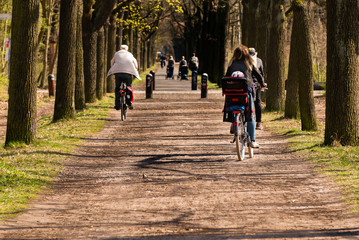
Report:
313,63,326,82
0,96,113,220
0,74,8,101
119,0,182,38
263,111,359,211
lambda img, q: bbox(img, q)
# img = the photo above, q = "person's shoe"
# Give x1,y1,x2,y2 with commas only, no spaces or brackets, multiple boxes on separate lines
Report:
256,122,263,130
128,103,133,110
250,141,260,148
114,106,120,111
230,123,234,134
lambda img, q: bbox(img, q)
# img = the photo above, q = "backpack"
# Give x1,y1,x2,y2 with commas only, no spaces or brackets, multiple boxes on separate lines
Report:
189,57,197,70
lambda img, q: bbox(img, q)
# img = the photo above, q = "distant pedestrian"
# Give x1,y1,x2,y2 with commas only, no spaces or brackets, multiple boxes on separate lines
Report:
249,48,266,130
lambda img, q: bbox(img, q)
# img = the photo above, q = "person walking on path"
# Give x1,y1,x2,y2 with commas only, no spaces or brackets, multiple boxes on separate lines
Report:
189,53,199,81
167,56,175,79
107,45,141,110
225,45,265,148
249,48,266,130
179,56,188,80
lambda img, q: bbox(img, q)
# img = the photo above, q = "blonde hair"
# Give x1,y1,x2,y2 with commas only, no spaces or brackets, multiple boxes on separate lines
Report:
231,45,255,71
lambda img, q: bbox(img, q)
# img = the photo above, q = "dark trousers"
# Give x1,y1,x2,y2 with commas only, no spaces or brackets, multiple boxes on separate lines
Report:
254,87,262,123
115,73,132,108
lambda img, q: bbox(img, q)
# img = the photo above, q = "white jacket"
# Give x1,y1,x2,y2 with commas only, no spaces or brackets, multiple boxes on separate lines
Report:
107,50,141,80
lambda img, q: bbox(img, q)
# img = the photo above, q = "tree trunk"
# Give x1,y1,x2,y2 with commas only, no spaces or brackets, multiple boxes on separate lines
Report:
40,0,53,89
325,0,359,145
96,27,104,100
53,0,78,122
107,14,116,93
75,0,86,111
103,22,108,95
284,27,299,119
286,1,317,130
255,0,270,78
6,0,40,145
200,0,230,85
83,31,98,103
265,0,286,111
241,0,250,46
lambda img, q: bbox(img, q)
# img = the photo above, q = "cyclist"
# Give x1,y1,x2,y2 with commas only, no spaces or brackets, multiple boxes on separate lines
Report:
249,48,266,130
225,45,265,148
160,54,167,68
107,45,141,110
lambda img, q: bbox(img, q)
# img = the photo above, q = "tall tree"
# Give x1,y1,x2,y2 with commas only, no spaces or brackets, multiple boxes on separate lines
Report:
325,0,359,145
255,0,270,78
265,0,286,111
82,0,117,103
75,0,86,111
5,0,40,145
106,14,116,93
96,27,105,100
241,0,258,47
53,0,78,121
285,1,317,130
200,0,230,85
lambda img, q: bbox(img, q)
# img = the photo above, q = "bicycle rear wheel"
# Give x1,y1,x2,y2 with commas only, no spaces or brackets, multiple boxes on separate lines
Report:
235,114,245,161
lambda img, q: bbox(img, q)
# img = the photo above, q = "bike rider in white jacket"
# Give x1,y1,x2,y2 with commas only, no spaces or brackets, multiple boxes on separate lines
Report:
107,45,141,110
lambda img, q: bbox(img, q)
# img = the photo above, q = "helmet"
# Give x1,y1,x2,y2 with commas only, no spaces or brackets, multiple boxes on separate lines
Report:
249,48,256,56
231,71,245,78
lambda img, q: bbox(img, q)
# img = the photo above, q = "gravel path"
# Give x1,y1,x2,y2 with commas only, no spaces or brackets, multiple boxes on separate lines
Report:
1,66,358,240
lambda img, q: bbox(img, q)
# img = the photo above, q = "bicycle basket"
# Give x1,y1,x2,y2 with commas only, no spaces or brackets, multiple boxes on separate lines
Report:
222,77,249,95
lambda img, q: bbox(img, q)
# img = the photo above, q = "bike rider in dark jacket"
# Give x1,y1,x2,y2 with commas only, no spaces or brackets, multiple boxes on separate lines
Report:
225,45,265,148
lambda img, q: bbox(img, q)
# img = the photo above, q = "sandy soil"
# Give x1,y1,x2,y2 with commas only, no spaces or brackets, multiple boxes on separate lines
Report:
0,69,358,239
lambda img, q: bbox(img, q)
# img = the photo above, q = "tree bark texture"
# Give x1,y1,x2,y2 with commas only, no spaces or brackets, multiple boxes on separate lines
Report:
265,0,286,111
75,0,86,111
242,0,258,47
284,21,299,119
83,31,98,103
286,1,317,130
53,0,78,122
107,15,116,93
82,0,116,102
6,0,40,145
103,22,108,95
96,27,105,100
255,0,270,78
325,0,359,145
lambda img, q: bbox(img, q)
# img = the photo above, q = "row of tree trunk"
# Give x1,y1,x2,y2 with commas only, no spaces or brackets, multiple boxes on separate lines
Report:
6,0,158,146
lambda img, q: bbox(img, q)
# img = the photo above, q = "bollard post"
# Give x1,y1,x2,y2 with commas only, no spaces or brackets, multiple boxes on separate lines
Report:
146,73,153,99
191,70,198,90
48,74,55,97
150,70,155,90
201,73,208,98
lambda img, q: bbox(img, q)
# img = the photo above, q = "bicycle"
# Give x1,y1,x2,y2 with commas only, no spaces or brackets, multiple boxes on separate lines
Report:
230,106,253,160
222,76,254,161
118,81,129,121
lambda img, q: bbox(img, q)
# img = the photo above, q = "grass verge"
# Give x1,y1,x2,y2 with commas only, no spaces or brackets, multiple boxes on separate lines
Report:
0,74,8,101
263,111,359,212
0,95,113,220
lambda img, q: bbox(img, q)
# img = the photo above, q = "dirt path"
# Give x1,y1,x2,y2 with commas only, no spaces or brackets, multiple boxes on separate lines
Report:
1,67,359,239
